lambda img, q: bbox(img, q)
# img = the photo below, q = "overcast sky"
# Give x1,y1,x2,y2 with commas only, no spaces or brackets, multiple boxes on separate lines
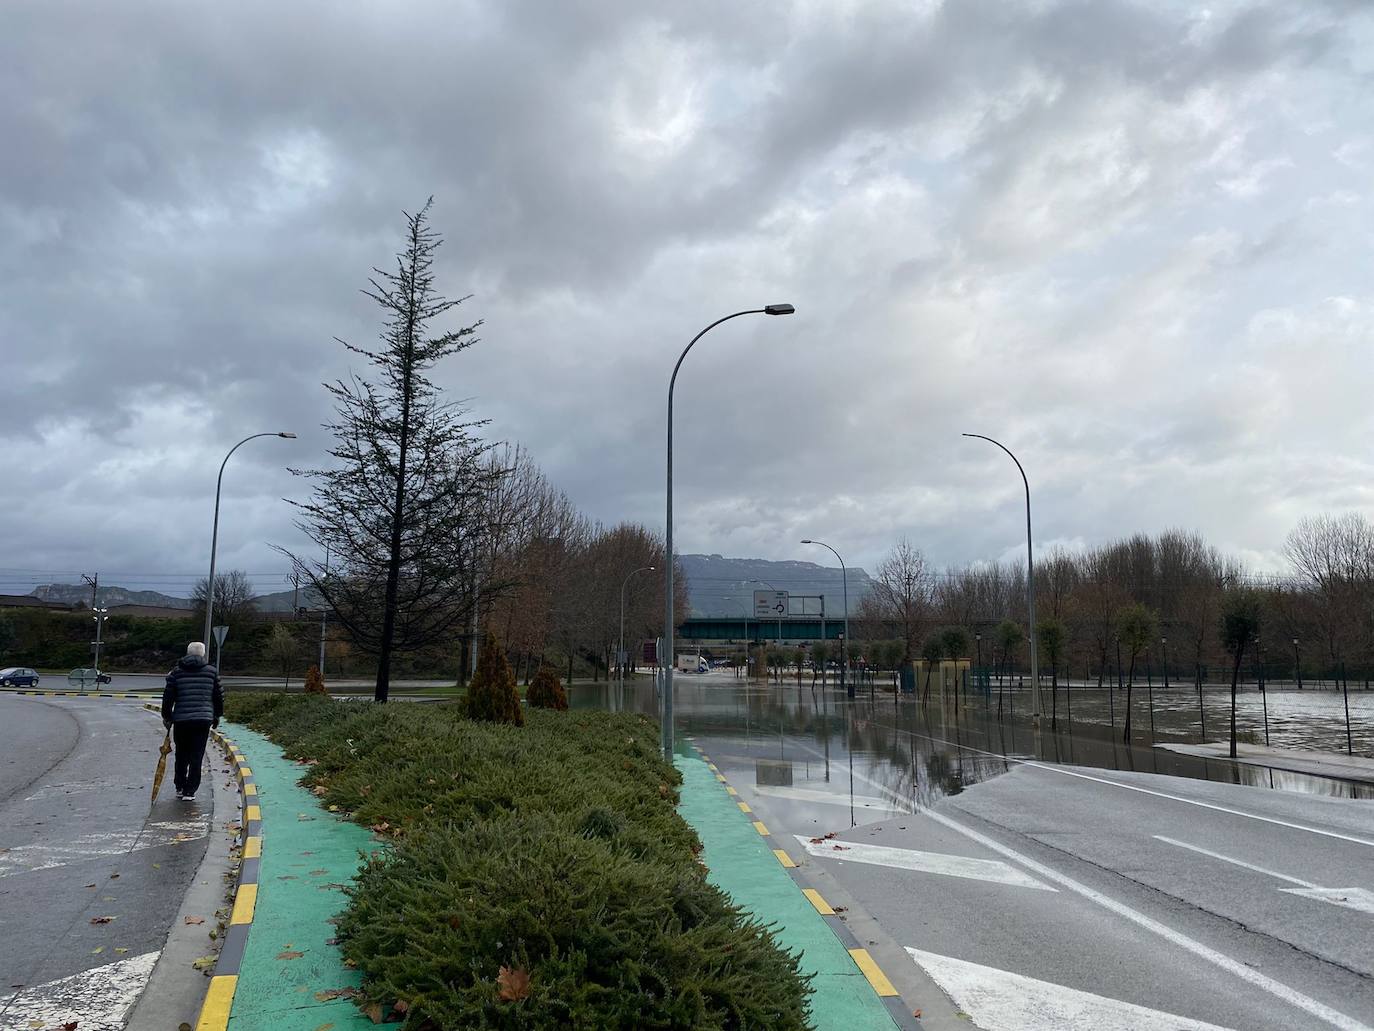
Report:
3,0,1372,597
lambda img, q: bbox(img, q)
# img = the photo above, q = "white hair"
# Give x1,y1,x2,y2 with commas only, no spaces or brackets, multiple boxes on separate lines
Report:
187,641,206,657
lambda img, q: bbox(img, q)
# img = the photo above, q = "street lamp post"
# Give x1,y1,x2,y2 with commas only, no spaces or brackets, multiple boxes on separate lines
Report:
664,304,794,760
962,433,1040,720
619,565,655,700
801,539,851,699
1161,636,1169,689
1293,638,1302,689
203,432,296,652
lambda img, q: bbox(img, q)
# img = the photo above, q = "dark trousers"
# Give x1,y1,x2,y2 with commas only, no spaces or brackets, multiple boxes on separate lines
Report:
172,720,212,796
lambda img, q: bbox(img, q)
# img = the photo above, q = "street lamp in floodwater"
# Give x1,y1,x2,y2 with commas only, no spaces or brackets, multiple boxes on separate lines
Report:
663,304,794,761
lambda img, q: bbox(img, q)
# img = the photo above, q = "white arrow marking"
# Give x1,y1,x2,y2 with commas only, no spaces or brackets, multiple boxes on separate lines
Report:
793,834,1055,891
1156,836,1374,916
905,948,1238,1031
0,951,159,1031
754,784,898,811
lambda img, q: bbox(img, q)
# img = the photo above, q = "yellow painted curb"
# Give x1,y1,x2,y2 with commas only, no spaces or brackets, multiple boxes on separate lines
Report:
196,974,238,1031
752,820,770,836
737,800,751,813
243,836,261,859
244,804,261,822
229,882,258,925
803,888,834,916
772,849,797,869
848,948,899,997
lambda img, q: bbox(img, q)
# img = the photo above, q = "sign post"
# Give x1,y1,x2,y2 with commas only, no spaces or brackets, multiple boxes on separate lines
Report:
212,625,229,670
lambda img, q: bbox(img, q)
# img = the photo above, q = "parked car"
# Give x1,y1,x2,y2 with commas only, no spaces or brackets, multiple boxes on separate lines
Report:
68,667,112,687
0,667,40,688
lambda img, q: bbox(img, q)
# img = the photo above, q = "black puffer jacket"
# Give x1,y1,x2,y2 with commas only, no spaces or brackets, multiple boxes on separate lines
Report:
162,655,224,724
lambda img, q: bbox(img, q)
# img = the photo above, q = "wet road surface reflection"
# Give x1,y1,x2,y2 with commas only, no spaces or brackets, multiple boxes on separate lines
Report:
570,678,1374,806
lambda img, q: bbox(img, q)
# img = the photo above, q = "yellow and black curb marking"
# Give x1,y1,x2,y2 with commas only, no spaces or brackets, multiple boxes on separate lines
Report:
4,688,147,698
690,742,916,1030
196,728,258,1031
142,704,257,1031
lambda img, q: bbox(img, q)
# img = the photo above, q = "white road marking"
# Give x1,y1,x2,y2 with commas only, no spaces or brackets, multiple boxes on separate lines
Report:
922,808,1373,1031
1280,887,1374,916
905,947,1238,1031
1156,836,1374,914
0,818,210,877
787,738,1374,1031
1154,835,1316,887
0,951,159,1031
754,784,897,811
794,834,1054,891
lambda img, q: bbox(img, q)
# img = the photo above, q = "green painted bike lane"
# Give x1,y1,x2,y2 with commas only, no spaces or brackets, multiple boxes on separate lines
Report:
224,724,377,1031
675,747,899,1031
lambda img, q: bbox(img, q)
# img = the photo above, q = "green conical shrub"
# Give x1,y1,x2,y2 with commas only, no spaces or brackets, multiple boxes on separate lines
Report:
466,635,524,726
526,665,569,711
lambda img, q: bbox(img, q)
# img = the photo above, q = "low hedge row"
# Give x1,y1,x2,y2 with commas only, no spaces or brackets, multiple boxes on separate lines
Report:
224,694,812,1029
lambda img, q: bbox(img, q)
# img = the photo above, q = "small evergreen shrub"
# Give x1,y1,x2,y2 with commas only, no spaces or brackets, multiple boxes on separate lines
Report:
466,635,524,726
303,665,328,695
526,664,569,711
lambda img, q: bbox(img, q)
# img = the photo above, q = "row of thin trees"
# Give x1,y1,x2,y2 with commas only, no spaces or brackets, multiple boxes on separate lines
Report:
855,519,1374,690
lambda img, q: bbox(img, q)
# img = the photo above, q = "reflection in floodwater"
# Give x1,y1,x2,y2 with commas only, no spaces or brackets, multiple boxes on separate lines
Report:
570,679,1374,807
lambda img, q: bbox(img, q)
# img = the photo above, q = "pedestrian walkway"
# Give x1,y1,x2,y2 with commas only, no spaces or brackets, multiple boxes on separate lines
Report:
221,724,375,1031
674,744,900,1030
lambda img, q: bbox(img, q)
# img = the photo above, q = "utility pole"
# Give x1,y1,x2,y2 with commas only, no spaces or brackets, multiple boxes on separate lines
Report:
81,573,103,672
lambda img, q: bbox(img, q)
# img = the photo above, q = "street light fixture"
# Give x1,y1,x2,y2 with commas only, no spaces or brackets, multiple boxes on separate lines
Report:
664,304,794,761
801,539,851,699
619,566,655,701
203,432,297,655
962,433,1040,721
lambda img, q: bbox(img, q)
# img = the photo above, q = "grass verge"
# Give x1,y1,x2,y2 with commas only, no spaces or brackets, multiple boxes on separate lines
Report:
224,694,812,1029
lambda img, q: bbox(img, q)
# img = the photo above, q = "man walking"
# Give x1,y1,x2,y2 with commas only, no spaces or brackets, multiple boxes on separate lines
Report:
162,641,223,802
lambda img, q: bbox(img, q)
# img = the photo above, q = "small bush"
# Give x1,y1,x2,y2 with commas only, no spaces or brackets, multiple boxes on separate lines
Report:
303,665,328,695
466,635,523,725
526,664,568,711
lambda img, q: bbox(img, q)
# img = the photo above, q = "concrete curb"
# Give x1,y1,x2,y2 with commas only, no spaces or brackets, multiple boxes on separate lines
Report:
196,728,259,1031
1,688,148,698
140,701,258,1031
687,740,920,1031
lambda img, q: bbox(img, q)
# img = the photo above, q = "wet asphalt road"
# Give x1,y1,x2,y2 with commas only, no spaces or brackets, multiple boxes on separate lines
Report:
686,687,1374,1031
0,694,215,1029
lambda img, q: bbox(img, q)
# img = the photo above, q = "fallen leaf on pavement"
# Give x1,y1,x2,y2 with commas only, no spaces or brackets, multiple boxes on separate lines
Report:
362,1001,384,1023
91,947,104,955
498,965,532,1002
192,956,217,971
185,916,205,925
277,950,304,960
90,916,114,924
313,988,358,1003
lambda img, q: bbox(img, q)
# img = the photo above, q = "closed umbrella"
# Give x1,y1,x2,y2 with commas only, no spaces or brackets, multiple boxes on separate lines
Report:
150,728,173,804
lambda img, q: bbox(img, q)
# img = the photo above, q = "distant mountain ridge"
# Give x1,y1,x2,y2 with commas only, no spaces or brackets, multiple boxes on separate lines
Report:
31,583,193,609
679,554,874,619
29,583,322,613
31,558,868,620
